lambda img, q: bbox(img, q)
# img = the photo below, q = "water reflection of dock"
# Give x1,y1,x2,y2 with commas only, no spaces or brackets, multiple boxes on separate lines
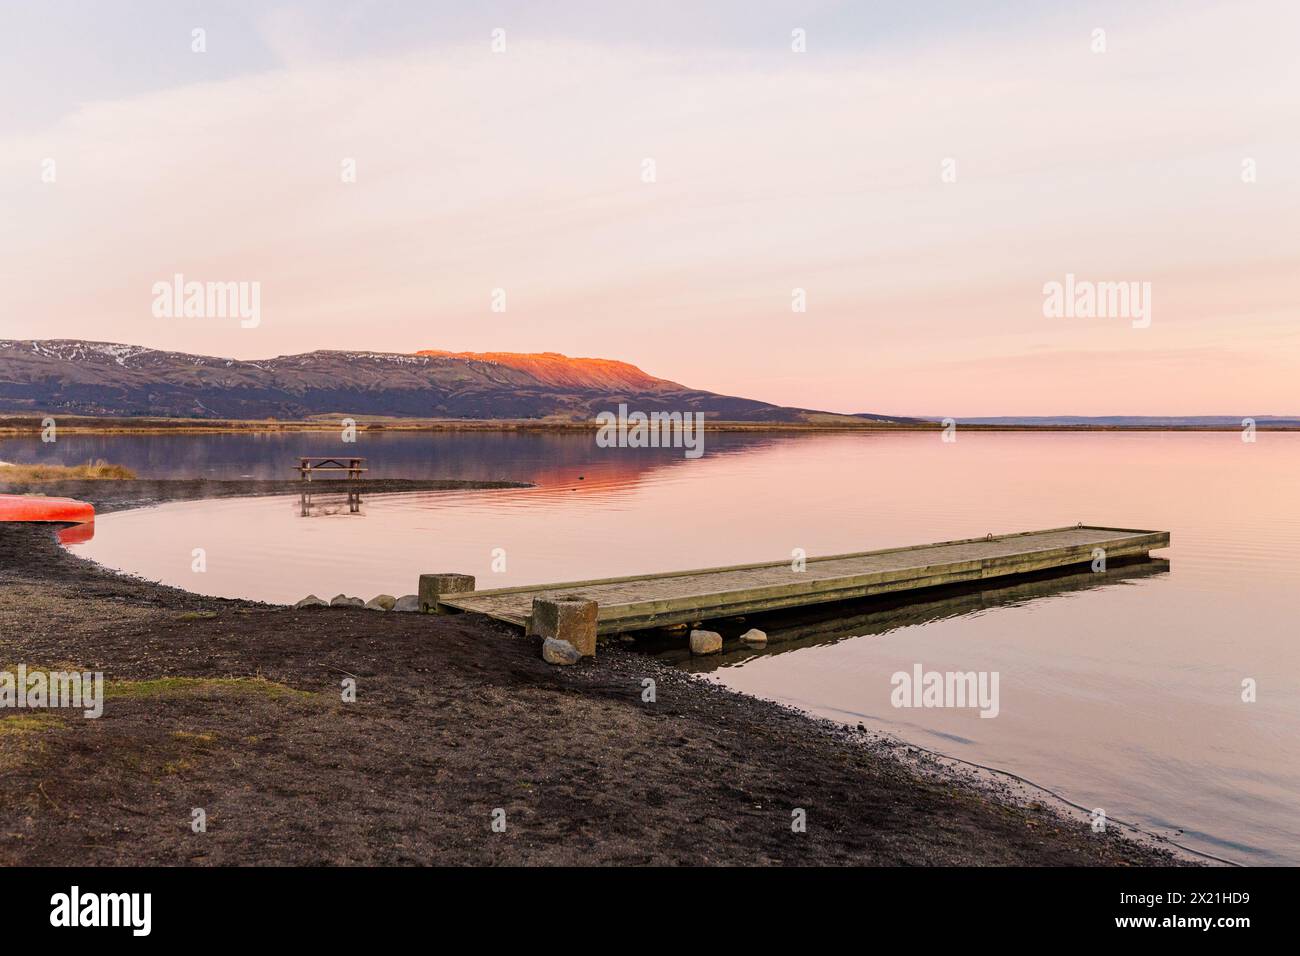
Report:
660,556,1170,670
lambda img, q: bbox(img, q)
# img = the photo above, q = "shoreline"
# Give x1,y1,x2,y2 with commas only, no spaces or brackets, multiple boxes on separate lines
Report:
3,414,1299,435
0,479,1192,865
0,477,531,515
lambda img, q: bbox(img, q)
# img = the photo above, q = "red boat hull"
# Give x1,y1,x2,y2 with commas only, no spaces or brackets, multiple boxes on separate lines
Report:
0,494,96,524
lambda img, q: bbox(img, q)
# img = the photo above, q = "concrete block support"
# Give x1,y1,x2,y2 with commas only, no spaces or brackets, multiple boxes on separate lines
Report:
530,596,598,657
418,573,476,613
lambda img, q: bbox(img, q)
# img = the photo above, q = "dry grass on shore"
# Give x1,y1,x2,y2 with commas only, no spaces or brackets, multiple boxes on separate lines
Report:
0,459,136,480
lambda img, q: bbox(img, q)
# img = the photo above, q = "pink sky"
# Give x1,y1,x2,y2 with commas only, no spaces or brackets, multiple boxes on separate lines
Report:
2,1,1298,416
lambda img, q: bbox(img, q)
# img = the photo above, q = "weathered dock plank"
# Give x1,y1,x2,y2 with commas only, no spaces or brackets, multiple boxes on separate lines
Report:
437,525,1170,635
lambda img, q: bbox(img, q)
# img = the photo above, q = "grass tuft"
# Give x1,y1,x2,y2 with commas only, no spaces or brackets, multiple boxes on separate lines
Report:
0,713,65,736
0,459,136,480
172,730,216,743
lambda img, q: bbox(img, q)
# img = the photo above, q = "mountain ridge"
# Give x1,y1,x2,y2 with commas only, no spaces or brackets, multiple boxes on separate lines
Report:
0,339,897,423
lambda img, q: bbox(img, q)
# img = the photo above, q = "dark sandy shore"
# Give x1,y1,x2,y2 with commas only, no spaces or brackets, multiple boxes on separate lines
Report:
0,479,1187,865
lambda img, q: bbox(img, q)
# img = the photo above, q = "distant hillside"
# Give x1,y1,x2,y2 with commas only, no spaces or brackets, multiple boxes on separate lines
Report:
0,340,899,423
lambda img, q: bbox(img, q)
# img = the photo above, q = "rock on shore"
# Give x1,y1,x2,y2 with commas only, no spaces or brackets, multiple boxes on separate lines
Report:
689,629,723,655
542,637,582,665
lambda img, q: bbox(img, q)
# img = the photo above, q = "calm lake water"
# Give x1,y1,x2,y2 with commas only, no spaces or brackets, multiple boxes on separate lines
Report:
9,430,1299,864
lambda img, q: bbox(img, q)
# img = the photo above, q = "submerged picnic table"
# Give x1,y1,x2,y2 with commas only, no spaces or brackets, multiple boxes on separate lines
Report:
437,525,1170,635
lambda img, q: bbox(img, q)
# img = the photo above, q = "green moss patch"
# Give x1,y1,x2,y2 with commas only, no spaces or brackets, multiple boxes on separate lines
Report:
104,676,313,700
0,713,65,737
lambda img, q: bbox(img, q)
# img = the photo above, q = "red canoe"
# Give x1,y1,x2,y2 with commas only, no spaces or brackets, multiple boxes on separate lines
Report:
0,494,95,524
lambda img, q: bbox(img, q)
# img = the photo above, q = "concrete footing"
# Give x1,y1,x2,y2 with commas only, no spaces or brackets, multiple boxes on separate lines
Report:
530,596,598,657
418,573,476,614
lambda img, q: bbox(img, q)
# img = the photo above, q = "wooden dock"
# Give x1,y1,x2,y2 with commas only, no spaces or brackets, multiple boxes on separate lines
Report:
438,525,1170,635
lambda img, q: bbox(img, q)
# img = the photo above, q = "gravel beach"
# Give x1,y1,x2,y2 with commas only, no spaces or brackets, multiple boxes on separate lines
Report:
0,479,1186,865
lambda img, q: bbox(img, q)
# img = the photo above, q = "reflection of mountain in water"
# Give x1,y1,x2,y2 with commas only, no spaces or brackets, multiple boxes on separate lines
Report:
0,428,802,488
653,557,1170,671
